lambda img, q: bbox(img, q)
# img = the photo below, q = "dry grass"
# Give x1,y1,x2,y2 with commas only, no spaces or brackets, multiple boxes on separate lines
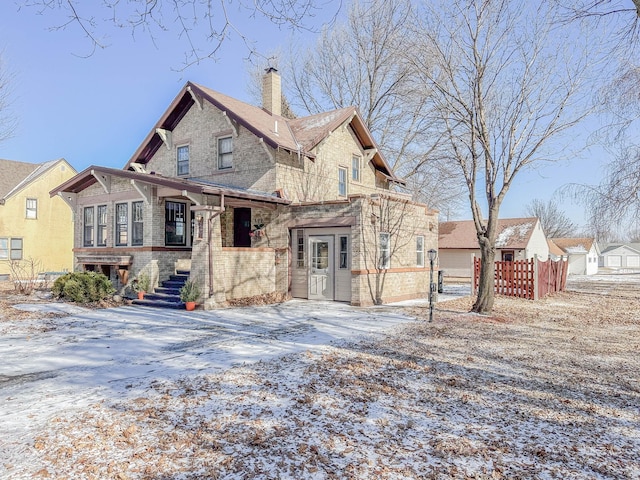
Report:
4,281,640,479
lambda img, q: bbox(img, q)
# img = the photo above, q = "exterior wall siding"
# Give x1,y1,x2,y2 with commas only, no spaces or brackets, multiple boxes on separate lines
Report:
0,161,75,277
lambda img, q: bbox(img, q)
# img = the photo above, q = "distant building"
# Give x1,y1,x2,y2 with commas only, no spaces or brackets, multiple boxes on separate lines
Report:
439,217,549,278
0,158,76,280
550,237,599,275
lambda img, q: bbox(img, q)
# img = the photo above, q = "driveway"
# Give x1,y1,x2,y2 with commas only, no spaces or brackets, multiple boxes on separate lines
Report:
1,299,416,459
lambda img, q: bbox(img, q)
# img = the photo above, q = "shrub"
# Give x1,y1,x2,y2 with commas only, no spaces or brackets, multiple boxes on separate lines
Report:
52,271,115,303
179,280,201,303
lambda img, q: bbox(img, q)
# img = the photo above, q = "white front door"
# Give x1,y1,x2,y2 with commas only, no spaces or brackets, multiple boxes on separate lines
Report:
309,236,334,300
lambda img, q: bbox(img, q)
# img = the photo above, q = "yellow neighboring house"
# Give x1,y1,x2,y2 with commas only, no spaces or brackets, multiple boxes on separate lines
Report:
0,158,76,280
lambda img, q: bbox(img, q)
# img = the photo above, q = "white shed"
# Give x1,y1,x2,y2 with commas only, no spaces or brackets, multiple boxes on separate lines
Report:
551,237,600,275
600,244,640,271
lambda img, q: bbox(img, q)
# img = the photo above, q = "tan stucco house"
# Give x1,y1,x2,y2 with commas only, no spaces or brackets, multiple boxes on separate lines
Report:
0,158,76,280
51,69,438,307
438,217,550,279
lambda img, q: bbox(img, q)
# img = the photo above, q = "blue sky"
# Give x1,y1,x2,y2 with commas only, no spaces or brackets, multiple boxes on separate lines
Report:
0,1,612,226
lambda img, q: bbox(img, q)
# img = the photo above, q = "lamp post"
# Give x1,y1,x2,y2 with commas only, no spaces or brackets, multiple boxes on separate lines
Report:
428,249,438,322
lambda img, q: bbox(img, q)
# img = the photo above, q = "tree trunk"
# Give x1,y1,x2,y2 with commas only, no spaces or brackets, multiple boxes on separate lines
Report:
472,237,496,314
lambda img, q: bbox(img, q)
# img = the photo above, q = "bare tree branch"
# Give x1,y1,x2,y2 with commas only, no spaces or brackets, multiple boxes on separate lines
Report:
0,52,17,145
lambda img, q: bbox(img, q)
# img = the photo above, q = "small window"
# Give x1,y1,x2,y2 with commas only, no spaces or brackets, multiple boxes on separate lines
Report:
218,136,233,170
132,201,144,246
296,229,305,268
339,236,349,269
417,236,425,267
97,205,107,247
10,238,23,260
177,145,190,176
83,207,94,247
338,167,347,196
26,198,37,219
0,238,7,259
352,156,361,182
379,232,390,269
115,203,128,246
502,250,514,262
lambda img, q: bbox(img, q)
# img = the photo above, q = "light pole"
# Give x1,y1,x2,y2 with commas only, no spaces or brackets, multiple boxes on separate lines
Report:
428,249,437,322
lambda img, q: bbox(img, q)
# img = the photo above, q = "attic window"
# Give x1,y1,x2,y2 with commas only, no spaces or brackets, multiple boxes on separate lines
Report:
218,136,233,170
177,145,190,176
26,198,37,219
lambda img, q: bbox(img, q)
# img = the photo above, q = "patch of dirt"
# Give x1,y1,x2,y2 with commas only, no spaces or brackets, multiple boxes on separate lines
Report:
226,292,291,307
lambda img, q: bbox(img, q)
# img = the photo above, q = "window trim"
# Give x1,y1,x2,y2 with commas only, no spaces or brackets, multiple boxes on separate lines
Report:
97,204,108,247
177,144,190,176
351,155,361,182
10,238,23,260
339,235,349,269
218,136,233,170
26,198,37,219
338,167,348,197
165,200,188,246
296,229,305,268
115,202,129,247
83,206,95,247
131,201,144,246
379,232,390,269
416,235,425,268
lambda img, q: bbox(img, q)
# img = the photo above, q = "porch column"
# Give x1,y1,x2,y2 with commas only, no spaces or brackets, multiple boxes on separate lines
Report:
192,209,227,309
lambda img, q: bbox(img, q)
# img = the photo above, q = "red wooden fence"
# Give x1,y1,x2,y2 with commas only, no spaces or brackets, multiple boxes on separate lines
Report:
473,256,568,300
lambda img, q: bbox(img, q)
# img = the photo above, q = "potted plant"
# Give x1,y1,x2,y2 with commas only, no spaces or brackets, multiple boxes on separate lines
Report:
179,280,201,311
131,272,150,300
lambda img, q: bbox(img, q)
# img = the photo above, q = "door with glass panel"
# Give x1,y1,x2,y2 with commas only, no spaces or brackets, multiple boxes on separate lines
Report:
308,236,334,300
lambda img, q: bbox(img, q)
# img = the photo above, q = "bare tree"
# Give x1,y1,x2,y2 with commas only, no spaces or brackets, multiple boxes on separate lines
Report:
17,0,338,67
281,0,466,215
407,0,600,314
524,199,578,239
0,52,17,144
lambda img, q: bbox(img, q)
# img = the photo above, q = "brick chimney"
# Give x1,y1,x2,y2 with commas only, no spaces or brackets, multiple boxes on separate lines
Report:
262,67,281,116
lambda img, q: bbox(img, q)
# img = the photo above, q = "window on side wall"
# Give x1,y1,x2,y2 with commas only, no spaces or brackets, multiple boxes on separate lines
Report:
379,232,390,269
83,206,94,247
296,230,305,268
132,201,144,246
338,167,347,196
10,238,23,260
115,203,128,246
165,201,187,246
352,155,361,182
177,145,190,176
97,205,107,247
417,235,425,267
0,238,8,259
26,198,37,219
339,235,349,269
218,136,233,170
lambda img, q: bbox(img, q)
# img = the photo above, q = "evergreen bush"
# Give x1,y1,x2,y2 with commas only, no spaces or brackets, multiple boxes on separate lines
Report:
52,271,115,303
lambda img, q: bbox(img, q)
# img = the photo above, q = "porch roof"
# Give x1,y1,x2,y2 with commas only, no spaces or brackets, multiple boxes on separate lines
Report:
50,166,291,206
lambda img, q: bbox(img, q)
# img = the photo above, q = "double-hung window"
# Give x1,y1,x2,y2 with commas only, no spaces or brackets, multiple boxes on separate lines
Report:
352,156,361,182
10,238,23,260
0,238,8,259
338,167,347,196
417,236,425,267
115,203,128,246
165,201,187,246
218,136,233,170
97,205,107,247
26,198,37,219
132,201,144,246
379,232,390,269
83,207,94,247
177,145,190,176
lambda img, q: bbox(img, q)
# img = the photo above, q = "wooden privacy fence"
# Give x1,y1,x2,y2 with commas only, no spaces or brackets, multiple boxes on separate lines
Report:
473,256,568,300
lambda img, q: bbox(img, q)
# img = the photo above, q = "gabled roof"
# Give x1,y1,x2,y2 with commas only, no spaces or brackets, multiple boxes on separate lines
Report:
550,237,597,255
0,158,69,203
547,239,565,257
50,166,291,206
600,243,640,255
439,218,539,250
124,81,403,184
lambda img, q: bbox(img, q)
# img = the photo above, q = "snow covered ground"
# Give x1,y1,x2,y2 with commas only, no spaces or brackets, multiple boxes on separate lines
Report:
1,278,638,479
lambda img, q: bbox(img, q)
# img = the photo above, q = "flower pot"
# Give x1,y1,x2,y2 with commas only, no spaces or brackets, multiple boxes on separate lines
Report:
185,301,196,311
137,291,145,300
